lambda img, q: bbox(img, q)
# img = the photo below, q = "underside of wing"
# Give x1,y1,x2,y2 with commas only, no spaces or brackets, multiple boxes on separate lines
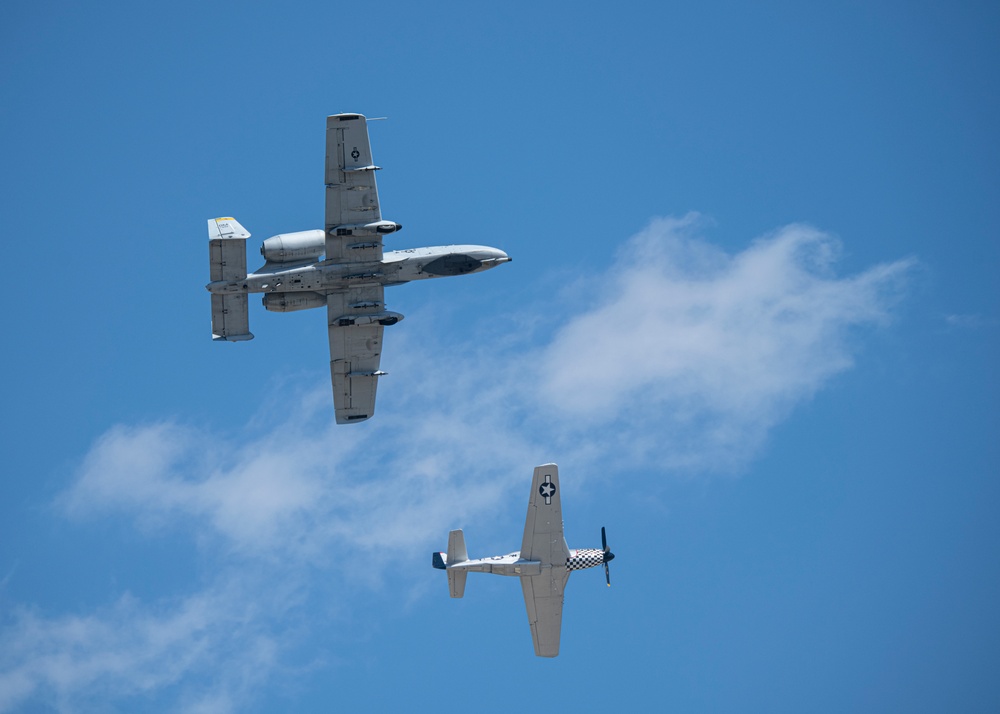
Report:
325,113,384,265
521,569,570,657
520,464,569,565
327,288,387,424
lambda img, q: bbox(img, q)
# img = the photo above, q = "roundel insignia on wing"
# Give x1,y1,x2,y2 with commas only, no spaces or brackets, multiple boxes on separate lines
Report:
351,147,361,161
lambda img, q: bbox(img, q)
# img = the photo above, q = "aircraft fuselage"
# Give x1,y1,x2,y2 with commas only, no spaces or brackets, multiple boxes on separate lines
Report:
206,244,510,296
434,548,607,577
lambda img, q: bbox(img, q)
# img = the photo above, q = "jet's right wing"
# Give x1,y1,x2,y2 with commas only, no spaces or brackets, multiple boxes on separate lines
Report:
520,464,571,657
327,286,386,424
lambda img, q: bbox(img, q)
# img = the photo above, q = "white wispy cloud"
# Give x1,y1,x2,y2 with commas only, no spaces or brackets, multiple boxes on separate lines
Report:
531,215,914,470
942,312,997,330
58,405,535,566
0,577,288,714
0,216,915,711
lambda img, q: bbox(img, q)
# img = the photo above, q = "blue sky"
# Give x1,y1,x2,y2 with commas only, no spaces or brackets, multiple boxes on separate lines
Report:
1,1,998,711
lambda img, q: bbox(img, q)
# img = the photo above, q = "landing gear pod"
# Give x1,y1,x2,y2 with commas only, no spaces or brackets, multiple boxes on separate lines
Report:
262,291,327,313
332,311,405,327
330,220,402,236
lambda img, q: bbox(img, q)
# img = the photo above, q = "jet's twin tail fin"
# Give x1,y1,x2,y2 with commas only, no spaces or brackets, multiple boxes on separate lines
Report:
208,216,250,243
208,217,254,342
446,529,469,599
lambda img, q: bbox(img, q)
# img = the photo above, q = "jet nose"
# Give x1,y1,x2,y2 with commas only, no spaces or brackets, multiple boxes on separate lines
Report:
477,248,511,267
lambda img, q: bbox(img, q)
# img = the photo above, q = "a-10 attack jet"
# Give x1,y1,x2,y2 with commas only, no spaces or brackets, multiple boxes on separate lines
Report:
206,113,511,424
433,464,615,657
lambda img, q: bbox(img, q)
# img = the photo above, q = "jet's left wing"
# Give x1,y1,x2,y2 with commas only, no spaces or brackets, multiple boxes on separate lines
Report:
327,286,386,424
519,464,571,657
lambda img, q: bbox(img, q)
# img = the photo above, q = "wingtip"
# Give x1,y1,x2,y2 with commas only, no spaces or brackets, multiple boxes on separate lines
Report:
336,414,371,425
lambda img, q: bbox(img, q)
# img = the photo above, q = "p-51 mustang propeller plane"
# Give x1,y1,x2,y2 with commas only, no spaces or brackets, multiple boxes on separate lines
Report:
205,113,511,424
433,464,615,657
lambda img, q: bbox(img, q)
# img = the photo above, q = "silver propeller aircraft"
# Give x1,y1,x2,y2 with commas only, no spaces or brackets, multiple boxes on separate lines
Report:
205,113,511,424
433,464,615,657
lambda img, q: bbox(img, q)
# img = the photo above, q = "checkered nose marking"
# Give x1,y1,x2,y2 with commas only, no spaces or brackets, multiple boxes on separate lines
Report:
567,549,605,571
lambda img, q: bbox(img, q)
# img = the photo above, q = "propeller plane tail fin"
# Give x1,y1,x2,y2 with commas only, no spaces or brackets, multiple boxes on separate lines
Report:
431,530,470,598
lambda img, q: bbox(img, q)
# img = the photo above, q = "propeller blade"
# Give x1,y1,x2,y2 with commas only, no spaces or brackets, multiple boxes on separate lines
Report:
601,526,612,586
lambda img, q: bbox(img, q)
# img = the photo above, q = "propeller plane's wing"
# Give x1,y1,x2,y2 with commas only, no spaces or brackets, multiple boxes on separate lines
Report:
519,464,571,657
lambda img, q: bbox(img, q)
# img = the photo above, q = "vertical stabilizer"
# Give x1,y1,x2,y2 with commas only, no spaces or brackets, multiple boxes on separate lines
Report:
210,294,253,342
208,216,250,241
208,217,250,282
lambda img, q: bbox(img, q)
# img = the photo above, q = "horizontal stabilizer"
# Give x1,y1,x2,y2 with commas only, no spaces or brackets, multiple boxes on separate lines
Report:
446,530,469,598
447,530,468,565
448,569,468,599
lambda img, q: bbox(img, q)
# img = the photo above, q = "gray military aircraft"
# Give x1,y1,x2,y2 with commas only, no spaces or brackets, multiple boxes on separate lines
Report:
433,464,615,657
206,113,511,424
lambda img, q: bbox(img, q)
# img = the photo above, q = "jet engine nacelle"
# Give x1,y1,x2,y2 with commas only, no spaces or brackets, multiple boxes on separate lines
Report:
262,291,327,312
260,230,326,263
331,220,402,236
